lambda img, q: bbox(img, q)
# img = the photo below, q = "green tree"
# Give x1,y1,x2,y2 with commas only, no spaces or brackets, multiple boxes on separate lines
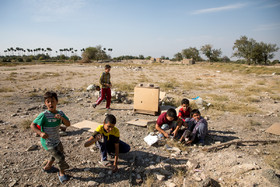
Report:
200,44,222,62
181,47,200,61
174,52,183,61
139,55,144,59
233,36,279,65
82,47,98,61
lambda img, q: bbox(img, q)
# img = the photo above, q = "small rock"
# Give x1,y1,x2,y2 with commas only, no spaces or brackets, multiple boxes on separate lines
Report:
186,160,199,169
98,172,105,178
26,145,38,151
202,177,220,187
11,113,18,117
165,180,176,187
84,168,90,172
77,98,83,102
9,180,17,187
87,181,99,187
155,173,165,181
108,170,112,175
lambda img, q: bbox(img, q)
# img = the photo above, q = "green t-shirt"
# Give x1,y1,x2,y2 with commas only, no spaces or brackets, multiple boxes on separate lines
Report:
33,110,69,150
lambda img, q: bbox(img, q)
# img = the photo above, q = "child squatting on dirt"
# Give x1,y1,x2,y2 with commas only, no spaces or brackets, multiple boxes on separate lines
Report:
179,109,208,146
84,114,130,172
30,91,71,184
156,108,183,139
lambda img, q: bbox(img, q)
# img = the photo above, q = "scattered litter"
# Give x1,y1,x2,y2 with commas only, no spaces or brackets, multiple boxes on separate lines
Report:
144,134,159,146
87,84,96,91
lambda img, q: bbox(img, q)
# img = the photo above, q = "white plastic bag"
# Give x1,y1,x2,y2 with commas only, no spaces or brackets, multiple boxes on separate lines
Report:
144,134,159,146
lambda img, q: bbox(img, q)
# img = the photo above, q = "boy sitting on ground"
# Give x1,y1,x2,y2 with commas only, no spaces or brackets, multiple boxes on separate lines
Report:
156,108,183,139
84,114,130,172
30,91,71,184
179,109,208,146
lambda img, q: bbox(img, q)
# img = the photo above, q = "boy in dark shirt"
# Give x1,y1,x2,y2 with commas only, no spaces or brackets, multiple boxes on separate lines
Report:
156,108,183,139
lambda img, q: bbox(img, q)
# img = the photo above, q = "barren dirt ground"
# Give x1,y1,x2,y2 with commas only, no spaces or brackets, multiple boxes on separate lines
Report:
0,62,280,187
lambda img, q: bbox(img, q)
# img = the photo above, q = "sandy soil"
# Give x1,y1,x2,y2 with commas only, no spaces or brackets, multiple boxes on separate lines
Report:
0,62,280,187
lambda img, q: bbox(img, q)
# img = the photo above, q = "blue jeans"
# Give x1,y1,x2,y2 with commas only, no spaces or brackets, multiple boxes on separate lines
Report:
96,135,130,161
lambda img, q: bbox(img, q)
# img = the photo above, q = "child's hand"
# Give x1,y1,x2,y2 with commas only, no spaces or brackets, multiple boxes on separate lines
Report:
164,132,169,138
112,164,118,173
186,140,193,145
54,114,62,119
95,134,102,141
40,132,48,139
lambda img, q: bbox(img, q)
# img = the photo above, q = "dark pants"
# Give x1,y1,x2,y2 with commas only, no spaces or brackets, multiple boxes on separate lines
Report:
96,136,130,161
96,88,111,108
47,142,69,170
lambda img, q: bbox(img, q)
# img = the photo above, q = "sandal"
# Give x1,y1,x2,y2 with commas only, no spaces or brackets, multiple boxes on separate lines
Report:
58,173,69,184
98,160,112,167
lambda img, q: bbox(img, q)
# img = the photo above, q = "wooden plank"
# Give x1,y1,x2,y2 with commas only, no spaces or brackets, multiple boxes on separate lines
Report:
202,139,280,152
265,123,280,135
126,118,156,127
72,120,101,132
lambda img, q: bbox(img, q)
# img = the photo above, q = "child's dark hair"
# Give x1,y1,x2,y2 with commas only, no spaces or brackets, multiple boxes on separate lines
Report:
181,98,189,105
96,85,100,90
105,64,111,69
44,91,58,101
191,109,201,117
104,114,116,125
166,108,177,120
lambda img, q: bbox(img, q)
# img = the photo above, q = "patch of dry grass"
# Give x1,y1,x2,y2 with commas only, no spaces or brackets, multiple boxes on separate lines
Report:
246,97,261,103
20,119,32,129
114,82,135,92
210,101,259,114
0,87,15,92
206,94,229,102
144,174,155,187
202,63,280,75
263,144,280,170
138,74,151,83
159,79,180,91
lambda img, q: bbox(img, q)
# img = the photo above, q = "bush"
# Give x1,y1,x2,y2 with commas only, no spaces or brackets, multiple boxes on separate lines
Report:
272,60,279,64
17,57,24,62
2,58,11,62
25,58,32,62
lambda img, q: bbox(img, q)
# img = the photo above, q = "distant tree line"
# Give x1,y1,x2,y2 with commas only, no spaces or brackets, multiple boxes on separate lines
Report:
174,35,279,65
1,35,279,64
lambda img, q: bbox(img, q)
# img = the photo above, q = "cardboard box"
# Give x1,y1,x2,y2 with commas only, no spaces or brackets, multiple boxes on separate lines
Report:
133,84,160,115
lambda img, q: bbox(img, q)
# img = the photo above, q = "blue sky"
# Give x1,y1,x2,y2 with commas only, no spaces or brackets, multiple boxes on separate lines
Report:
0,0,280,60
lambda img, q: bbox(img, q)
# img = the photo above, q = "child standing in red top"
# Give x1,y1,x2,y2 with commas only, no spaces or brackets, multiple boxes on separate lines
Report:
178,98,191,123
93,64,112,110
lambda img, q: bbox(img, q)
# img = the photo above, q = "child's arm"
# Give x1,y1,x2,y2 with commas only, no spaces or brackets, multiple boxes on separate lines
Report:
55,114,70,127
30,122,48,139
172,119,183,137
84,134,101,147
113,142,119,172
155,124,169,138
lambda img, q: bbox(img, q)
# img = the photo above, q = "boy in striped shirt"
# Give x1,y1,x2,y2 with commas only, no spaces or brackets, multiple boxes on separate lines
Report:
30,91,70,183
